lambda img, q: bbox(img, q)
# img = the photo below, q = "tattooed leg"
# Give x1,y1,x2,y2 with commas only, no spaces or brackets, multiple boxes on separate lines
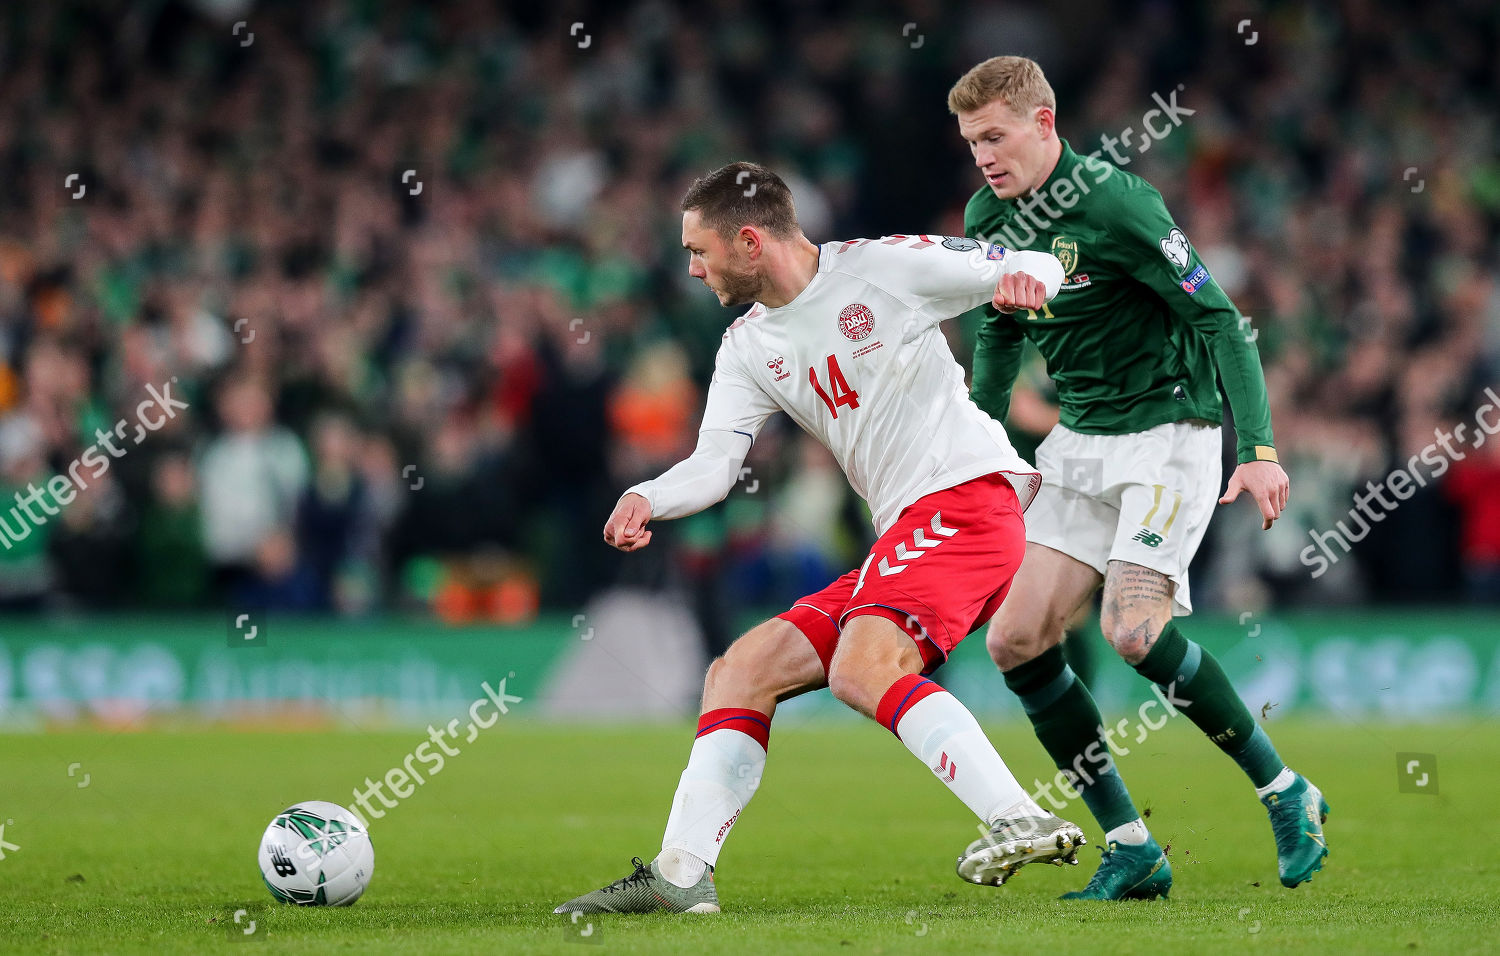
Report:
1099,561,1174,664
1105,561,1288,791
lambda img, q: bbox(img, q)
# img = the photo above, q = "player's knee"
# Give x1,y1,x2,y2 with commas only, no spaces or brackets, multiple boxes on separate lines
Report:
709,643,769,699
825,660,874,712
825,639,874,710
702,654,731,696
986,612,1055,671
1102,616,1161,665
826,626,920,715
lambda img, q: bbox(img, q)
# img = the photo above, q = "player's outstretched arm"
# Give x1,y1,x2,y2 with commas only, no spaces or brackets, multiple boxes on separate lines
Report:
1105,187,1286,527
605,428,753,552
842,237,1061,318
604,340,776,553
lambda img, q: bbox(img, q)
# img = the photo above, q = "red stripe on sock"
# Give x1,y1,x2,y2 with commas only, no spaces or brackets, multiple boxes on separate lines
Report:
695,707,771,751
875,674,944,739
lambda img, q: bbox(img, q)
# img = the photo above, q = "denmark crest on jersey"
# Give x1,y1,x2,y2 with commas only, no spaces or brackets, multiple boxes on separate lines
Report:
838,303,875,341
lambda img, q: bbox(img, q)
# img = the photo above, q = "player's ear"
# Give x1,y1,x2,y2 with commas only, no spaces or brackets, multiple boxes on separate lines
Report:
1034,106,1055,138
738,225,764,259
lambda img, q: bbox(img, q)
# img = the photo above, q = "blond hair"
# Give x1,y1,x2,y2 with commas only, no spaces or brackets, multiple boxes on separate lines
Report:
947,56,1056,116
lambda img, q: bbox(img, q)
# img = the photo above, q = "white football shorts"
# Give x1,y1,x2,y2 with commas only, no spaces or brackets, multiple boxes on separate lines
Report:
1023,420,1222,615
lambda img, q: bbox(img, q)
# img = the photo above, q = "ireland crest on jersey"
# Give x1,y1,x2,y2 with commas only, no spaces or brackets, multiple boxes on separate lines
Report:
1051,236,1079,276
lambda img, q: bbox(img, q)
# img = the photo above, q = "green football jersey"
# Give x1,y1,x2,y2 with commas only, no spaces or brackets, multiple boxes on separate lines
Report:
965,139,1277,465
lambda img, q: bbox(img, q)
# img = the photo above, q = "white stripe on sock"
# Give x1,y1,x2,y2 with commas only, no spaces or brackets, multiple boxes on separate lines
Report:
1105,819,1150,845
1254,766,1295,798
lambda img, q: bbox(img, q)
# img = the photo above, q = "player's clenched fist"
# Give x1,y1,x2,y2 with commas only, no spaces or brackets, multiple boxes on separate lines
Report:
993,271,1049,313
603,492,654,551
992,248,1064,313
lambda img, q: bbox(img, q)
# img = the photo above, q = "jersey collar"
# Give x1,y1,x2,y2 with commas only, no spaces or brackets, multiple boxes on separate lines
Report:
756,243,829,316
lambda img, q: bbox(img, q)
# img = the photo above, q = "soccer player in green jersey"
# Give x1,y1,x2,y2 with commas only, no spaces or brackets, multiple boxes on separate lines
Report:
947,56,1328,899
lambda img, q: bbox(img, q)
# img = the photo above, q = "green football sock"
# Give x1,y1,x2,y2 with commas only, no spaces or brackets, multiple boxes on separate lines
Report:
1132,621,1285,788
1004,645,1141,833
1060,626,1097,689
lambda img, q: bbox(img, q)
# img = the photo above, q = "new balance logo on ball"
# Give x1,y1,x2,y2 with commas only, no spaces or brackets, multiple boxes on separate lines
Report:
269,845,297,877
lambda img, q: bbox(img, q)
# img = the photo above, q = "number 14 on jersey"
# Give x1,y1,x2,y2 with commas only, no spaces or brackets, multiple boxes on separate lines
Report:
809,354,860,418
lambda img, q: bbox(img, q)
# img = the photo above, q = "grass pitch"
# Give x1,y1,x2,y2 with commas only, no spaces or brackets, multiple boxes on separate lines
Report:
0,717,1494,954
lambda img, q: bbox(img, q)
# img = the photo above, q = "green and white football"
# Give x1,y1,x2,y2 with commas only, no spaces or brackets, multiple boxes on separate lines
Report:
257,801,374,906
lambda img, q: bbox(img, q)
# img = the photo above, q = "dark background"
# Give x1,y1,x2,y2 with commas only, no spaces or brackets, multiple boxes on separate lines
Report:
0,0,1496,626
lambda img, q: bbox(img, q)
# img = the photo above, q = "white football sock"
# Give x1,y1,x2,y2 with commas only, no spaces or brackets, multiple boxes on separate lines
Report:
1254,766,1295,798
894,691,1040,824
659,726,766,880
1105,819,1150,845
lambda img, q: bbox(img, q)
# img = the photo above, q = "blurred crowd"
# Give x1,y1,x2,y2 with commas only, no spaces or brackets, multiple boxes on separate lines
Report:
0,0,1495,623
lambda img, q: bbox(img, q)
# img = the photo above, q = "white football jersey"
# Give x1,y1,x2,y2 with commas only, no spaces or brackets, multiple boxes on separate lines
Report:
627,236,1062,535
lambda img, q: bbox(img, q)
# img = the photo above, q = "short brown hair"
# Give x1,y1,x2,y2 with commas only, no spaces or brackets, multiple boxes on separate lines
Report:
680,162,800,240
947,55,1057,116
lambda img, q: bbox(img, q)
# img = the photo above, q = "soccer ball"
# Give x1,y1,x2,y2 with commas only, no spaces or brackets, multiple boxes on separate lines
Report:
257,801,374,906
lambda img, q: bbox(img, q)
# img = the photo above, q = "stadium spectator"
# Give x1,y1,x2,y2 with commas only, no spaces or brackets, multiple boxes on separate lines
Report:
198,377,309,597
0,415,55,609
295,411,380,612
1445,433,1500,604
0,0,1492,617
135,450,211,607
51,470,133,608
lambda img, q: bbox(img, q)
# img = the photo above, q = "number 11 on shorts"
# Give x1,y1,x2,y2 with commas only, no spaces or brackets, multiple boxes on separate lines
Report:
1140,483,1183,535
810,354,860,418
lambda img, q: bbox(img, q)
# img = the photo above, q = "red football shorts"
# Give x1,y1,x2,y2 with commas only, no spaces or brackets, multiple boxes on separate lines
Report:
779,473,1026,677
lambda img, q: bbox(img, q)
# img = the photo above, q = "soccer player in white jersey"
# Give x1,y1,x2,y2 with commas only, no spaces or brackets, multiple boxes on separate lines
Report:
555,162,1078,915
